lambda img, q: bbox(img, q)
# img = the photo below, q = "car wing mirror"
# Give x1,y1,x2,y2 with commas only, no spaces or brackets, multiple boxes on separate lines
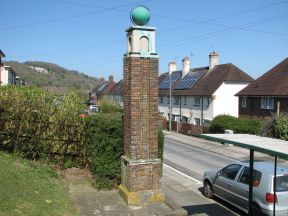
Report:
217,170,222,176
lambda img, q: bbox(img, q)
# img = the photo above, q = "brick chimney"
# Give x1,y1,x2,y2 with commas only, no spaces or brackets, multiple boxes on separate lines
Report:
209,51,219,70
168,61,176,75
182,57,190,76
109,75,113,82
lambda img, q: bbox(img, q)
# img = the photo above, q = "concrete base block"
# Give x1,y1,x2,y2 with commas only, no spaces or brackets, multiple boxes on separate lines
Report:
118,184,164,206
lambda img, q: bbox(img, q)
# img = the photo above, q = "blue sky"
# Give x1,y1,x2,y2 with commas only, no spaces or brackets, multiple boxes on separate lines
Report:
1,0,288,82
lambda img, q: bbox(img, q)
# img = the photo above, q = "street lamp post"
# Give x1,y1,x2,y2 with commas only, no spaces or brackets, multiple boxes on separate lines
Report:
169,74,172,131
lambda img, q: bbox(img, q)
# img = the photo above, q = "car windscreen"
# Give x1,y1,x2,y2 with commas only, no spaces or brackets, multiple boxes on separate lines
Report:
275,175,288,192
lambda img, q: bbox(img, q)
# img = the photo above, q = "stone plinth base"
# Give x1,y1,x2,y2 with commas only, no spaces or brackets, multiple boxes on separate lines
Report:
119,184,164,205
119,155,164,205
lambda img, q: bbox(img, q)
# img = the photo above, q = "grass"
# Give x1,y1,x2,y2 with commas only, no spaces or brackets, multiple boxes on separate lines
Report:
0,151,77,216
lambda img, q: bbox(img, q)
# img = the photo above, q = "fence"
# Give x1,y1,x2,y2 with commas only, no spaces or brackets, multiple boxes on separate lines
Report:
0,115,85,165
162,120,208,136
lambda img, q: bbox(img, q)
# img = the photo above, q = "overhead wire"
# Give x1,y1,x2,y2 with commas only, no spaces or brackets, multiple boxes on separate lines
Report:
0,0,152,32
159,13,288,51
4,0,288,69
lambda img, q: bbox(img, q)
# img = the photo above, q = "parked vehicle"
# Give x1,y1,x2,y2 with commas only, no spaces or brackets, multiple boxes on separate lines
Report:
89,105,98,112
203,161,288,215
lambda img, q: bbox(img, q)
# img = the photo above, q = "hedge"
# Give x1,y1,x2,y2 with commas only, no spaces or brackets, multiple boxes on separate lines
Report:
84,113,164,189
208,115,261,135
0,85,86,166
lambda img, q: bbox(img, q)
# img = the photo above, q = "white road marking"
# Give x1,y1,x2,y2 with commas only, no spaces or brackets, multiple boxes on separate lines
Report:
163,163,202,185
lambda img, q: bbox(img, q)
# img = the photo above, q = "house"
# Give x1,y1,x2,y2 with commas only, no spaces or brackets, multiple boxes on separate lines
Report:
0,49,6,85
158,52,254,126
108,72,168,108
0,50,17,86
88,75,116,105
236,58,288,118
108,79,124,107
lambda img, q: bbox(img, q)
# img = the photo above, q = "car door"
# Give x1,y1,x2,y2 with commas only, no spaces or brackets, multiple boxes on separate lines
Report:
213,164,242,203
232,166,262,212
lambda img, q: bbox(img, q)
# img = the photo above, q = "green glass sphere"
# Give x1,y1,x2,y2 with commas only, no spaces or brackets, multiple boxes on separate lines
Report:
131,5,150,26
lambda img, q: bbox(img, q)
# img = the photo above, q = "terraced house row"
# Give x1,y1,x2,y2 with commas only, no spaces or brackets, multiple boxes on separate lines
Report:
89,53,288,125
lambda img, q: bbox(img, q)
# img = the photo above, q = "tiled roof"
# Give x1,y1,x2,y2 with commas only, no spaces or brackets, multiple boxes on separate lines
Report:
236,58,288,96
159,64,253,96
97,82,109,92
109,79,123,95
0,49,5,57
158,73,168,85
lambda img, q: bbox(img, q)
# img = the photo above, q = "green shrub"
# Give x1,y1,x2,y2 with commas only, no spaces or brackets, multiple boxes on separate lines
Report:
84,113,164,189
84,113,123,189
0,85,86,166
98,96,123,113
209,115,261,135
208,115,238,133
274,114,288,141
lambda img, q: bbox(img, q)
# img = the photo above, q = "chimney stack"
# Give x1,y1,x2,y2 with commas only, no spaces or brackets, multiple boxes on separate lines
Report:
209,51,219,70
168,61,176,75
109,75,113,82
182,57,190,76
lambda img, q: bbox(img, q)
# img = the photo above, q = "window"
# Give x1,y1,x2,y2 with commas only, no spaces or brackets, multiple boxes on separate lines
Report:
167,96,170,104
275,176,288,192
206,97,210,107
159,97,163,104
174,96,180,105
220,164,242,180
194,97,200,106
183,96,187,105
182,116,188,123
241,96,247,108
203,119,211,127
238,167,262,187
261,97,274,110
194,118,200,126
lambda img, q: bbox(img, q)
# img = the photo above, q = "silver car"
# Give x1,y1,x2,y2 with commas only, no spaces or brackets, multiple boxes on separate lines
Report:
203,161,288,215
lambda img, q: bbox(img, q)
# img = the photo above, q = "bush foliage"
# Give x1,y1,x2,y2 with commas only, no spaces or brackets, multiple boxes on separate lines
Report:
274,114,288,141
84,113,123,189
84,113,164,189
0,85,86,166
98,96,123,113
208,115,261,135
1,86,164,189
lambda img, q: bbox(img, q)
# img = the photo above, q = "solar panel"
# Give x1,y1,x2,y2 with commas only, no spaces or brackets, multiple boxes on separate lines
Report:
159,72,181,89
175,70,205,89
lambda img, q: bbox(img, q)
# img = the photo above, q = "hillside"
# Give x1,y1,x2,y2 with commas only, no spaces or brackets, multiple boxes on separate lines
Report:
5,61,99,96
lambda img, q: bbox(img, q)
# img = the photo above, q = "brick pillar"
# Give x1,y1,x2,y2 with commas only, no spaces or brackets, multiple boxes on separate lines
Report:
119,56,164,205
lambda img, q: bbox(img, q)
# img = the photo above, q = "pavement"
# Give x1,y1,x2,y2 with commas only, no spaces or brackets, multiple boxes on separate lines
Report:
65,174,185,216
66,131,287,216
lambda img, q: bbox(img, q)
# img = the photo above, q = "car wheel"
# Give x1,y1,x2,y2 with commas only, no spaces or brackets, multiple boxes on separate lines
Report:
204,181,214,198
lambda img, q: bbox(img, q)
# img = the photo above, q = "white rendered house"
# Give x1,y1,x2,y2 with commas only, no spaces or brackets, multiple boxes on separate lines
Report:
158,52,254,126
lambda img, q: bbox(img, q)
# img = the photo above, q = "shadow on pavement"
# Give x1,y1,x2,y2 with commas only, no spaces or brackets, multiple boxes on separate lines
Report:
191,187,247,216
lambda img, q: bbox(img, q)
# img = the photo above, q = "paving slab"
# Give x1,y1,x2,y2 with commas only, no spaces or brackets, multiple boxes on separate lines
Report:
66,177,185,216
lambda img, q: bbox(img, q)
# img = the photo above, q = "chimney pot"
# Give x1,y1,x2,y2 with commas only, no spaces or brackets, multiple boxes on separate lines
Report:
168,61,176,75
109,75,113,82
182,57,190,76
209,51,219,70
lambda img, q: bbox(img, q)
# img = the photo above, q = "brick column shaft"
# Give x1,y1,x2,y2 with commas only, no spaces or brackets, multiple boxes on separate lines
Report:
119,56,164,205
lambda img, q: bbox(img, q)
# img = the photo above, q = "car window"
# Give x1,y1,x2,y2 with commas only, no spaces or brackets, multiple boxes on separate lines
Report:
220,164,242,180
238,166,262,187
275,176,288,192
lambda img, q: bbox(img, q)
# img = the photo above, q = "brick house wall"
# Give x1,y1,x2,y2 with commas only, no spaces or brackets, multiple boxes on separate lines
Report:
239,97,288,118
